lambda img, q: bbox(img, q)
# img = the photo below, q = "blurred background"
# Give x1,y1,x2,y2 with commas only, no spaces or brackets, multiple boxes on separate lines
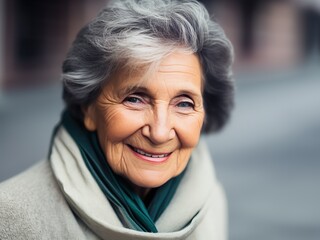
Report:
0,0,319,239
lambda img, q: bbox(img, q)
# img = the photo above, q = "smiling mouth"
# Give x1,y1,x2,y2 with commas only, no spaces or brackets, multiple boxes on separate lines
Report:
128,145,171,159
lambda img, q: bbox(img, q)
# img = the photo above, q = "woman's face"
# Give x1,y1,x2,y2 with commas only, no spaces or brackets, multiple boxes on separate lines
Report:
83,52,205,190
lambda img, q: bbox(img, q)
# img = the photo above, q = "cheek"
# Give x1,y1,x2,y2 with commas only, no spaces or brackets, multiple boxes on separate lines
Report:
97,108,146,143
175,113,204,148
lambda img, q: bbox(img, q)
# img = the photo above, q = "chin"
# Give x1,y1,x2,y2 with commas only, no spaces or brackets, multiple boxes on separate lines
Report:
129,170,174,189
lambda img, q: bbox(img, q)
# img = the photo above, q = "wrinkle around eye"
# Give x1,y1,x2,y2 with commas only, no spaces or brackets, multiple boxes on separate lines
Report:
172,97,195,113
96,91,120,107
175,105,205,118
122,95,151,110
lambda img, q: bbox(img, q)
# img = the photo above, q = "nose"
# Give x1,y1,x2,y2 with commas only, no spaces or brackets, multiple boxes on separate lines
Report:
142,105,175,144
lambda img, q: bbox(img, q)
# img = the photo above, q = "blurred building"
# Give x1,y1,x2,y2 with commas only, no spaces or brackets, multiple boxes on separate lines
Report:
0,0,316,92
200,0,304,71
0,0,108,90
0,0,5,97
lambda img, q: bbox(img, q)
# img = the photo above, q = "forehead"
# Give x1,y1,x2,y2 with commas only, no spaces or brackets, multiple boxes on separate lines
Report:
107,52,203,93
158,52,202,74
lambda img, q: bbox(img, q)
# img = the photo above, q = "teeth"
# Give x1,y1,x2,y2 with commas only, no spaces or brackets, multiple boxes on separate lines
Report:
133,147,169,158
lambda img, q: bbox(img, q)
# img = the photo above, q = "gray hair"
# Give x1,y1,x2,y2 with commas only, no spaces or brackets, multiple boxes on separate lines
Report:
62,0,234,133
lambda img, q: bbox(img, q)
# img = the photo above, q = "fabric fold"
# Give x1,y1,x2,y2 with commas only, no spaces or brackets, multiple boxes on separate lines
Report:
50,124,224,239
58,110,185,232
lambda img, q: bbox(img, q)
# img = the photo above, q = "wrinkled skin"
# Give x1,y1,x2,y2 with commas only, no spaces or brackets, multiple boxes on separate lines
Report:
83,52,205,196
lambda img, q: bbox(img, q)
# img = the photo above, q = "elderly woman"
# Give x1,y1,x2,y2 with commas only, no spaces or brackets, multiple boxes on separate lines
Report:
0,0,234,239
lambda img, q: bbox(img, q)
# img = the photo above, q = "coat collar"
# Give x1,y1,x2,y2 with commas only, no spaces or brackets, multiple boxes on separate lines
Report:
50,127,217,239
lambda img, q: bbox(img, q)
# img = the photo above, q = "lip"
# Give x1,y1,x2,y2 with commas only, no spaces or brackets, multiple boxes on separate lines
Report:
127,145,172,164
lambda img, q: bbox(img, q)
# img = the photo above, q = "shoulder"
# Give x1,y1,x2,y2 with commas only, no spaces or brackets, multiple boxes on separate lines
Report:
0,161,60,238
0,161,84,239
190,139,228,239
0,160,56,205
0,160,58,205
188,181,227,240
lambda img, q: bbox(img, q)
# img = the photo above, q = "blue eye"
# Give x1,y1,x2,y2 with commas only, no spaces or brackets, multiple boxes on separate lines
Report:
177,101,194,108
124,96,142,103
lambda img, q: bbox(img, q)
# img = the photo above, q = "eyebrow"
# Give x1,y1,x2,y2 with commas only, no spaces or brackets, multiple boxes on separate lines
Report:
117,85,150,97
118,85,203,101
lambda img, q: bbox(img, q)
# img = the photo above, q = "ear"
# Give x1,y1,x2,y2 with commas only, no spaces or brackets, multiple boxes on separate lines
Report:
82,105,97,131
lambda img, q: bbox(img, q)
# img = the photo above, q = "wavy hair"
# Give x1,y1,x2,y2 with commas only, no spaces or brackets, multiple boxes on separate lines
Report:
62,0,234,133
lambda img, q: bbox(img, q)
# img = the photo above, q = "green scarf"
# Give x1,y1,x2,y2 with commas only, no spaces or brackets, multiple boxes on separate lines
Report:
57,110,185,233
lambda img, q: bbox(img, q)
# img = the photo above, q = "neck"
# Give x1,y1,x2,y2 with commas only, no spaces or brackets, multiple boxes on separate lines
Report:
127,180,150,197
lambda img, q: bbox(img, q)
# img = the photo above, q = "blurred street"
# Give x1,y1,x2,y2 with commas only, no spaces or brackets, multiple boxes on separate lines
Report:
207,63,320,240
1,63,319,239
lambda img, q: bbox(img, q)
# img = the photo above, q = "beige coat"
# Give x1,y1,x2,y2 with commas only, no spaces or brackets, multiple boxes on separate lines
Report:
0,127,227,239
